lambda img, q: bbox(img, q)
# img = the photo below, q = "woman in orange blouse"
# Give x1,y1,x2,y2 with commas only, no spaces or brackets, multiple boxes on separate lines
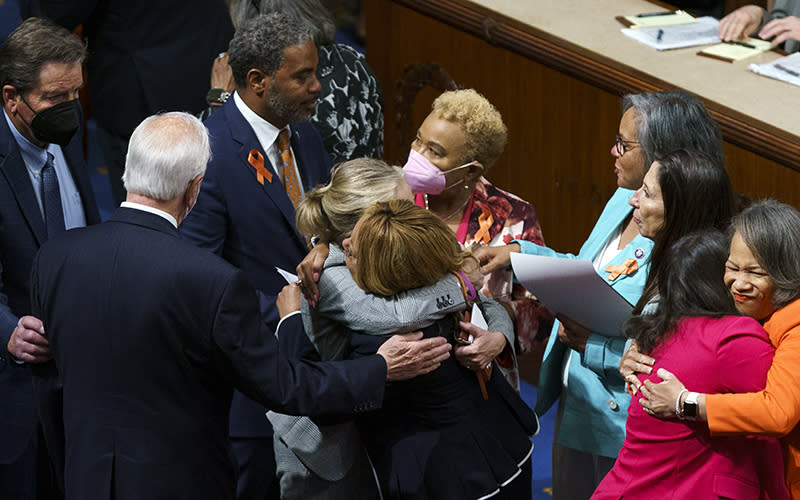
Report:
624,200,800,498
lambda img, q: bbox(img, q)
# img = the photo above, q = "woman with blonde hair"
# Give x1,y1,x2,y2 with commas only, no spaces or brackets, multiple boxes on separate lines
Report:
272,158,516,499
344,199,537,499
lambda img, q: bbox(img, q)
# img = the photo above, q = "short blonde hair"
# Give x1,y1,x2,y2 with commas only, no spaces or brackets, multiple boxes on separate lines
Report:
296,158,404,245
352,200,470,296
431,89,507,169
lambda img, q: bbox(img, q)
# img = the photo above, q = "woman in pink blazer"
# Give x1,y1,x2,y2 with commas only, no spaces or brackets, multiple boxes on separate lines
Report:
592,230,788,500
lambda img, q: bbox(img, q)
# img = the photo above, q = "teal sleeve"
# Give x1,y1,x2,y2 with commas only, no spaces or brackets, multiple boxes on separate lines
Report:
582,333,628,385
515,239,579,260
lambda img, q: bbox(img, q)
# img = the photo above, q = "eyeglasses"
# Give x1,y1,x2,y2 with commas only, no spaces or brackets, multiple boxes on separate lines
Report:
615,135,640,157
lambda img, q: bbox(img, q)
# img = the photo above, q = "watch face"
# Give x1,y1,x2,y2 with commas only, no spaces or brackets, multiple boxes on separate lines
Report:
207,88,231,104
684,400,698,418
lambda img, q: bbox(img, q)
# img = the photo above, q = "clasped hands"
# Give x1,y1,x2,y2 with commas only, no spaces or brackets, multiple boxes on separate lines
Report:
619,341,686,419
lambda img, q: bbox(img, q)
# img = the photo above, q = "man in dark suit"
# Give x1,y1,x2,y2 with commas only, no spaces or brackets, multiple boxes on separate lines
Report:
30,112,451,500
0,18,100,500
38,0,235,204
179,13,336,499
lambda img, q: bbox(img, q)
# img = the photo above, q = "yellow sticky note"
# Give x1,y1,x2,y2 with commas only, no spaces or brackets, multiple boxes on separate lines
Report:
624,10,698,29
700,38,773,62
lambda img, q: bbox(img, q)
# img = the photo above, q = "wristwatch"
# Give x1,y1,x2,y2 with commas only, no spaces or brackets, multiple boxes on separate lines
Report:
683,391,700,420
206,88,231,106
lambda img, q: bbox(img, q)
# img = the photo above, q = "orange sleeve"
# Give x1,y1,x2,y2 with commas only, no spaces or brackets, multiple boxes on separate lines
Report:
707,318,800,438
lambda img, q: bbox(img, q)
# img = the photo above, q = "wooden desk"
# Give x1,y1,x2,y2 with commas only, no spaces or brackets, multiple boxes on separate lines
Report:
366,0,800,254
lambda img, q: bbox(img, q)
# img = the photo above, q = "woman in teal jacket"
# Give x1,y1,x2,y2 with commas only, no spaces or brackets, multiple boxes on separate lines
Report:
475,90,724,499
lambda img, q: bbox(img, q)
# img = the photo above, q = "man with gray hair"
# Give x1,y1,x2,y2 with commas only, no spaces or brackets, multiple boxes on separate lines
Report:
29,112,451,500
0,17,100,499
179,12,333,498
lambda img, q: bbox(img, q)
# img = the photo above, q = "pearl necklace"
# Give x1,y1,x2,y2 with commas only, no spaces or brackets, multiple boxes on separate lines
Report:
423,193,471,222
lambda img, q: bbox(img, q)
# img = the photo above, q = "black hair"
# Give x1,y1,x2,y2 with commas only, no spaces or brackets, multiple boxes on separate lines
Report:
625,230,736,353
634,149,734,314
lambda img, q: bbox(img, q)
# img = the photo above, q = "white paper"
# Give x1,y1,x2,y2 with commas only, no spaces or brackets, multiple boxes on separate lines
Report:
750,52,800,87
621,16,719,50
470,303,488,330
510,253,634,337
274,266,298,284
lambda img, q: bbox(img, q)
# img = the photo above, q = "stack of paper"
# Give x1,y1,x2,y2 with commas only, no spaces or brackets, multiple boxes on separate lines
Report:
622,16,720,50
509,253,633,336
618,10,697,29
749,52,800,86
698,38,773,62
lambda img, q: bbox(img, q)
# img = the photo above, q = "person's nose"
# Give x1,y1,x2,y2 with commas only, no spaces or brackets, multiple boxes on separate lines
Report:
309,74,322,94
629,189,641,208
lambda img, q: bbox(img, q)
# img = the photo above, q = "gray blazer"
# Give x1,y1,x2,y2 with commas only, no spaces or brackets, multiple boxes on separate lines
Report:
268,245,515,497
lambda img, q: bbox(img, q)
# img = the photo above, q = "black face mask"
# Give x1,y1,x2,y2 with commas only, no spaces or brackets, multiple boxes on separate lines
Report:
20,96,81,147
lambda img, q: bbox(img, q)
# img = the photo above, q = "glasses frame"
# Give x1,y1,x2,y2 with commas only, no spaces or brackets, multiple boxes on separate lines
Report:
615,134,640,157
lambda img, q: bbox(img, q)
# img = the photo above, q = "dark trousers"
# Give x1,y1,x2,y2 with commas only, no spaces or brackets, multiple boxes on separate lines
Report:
0,425,62,500
231,436,280,500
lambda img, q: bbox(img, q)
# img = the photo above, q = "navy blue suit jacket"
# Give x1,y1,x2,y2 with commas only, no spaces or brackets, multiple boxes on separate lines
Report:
181,99,333,436
0,112,99,463
30,208,385,500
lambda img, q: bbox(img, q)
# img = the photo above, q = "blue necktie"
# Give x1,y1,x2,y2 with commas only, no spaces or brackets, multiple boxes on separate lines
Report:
41,152,65,239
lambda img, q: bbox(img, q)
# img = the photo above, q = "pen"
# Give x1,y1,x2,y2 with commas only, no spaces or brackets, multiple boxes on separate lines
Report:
637,11,676,17
775,63,800,77
657,29,664,42
724,40,757,49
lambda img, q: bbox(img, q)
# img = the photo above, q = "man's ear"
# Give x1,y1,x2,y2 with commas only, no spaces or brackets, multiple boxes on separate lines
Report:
246,68,269,95
185,175,204,211
2,85,19,113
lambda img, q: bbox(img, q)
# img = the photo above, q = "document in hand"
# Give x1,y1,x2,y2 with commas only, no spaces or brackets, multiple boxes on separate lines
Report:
749,52,800,87
621,16,720,50
510,253,633,337
698,38,773,62
275,266,298,283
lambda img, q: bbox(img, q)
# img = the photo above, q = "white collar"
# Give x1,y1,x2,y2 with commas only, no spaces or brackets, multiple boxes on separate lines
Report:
232,91,290,150
121,201,178,228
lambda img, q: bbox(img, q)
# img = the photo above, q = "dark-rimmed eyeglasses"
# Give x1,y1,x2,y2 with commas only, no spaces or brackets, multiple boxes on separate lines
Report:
615,135,640,157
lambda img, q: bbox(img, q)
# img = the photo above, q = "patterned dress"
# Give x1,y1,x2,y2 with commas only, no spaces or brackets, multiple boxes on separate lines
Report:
312,43,383,164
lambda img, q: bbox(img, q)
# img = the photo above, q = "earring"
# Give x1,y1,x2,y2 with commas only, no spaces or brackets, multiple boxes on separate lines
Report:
465,184,471,190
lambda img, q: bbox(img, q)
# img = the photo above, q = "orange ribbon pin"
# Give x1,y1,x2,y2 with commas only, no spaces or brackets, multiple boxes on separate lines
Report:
248,149,272,185
473,210,494,245
605,258,638,281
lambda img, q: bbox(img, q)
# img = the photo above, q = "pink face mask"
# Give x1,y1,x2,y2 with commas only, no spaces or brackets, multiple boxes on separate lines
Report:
402,149,478,195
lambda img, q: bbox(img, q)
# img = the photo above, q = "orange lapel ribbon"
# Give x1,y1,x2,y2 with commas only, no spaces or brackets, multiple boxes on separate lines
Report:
473,210,494,245
248,149,272,185
605,258,638,281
